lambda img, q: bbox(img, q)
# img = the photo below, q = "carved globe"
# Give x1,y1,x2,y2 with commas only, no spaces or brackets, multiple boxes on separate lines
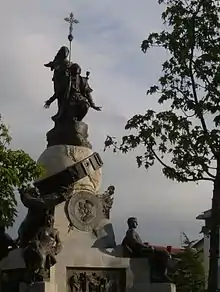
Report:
36,145,102,193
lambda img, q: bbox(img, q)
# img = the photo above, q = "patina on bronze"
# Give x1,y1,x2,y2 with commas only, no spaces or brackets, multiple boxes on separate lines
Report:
18,187,65,248
44,49,101,125
22,215,62,281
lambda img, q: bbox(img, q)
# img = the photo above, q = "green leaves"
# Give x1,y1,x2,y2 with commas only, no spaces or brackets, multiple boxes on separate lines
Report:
0,116,43,228
105,0,220,183
171,233,205,292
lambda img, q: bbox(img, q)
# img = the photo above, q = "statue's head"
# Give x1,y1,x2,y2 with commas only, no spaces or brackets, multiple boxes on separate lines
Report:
107,185,115,195
85,200,93,208
127,217,138,229
55,46,69,61
70,63,81,76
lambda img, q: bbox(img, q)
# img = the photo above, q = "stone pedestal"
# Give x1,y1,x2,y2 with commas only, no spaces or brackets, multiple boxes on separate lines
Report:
151,283,176,292
54,244,151,292
53,202,177,292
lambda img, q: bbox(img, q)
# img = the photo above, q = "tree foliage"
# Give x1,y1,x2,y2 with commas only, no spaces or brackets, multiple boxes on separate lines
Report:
0,116,42,227
171,233,205,292
105,0,220,183
104,0,220,291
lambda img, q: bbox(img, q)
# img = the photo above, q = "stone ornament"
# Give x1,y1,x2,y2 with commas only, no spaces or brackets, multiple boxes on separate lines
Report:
67,269,125,292
65,190,103,232
101,185,115,219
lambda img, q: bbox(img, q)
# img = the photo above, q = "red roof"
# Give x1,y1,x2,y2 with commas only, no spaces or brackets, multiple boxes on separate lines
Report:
144,243,183,254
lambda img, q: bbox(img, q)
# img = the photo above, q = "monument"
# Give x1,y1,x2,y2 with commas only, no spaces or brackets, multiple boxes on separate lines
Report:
0,12,177,292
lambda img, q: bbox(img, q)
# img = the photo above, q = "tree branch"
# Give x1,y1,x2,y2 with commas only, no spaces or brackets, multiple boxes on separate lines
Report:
152,149,215,182
186,177,215,182
151,148,172,169
188,10,218,158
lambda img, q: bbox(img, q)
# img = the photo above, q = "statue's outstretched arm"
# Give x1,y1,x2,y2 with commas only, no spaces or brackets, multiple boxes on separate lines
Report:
19,188,45,209
19,188,64,209
85,91,101,111
44,94,57,108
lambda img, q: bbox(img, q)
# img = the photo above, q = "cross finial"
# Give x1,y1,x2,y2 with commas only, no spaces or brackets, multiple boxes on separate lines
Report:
64,12,79,42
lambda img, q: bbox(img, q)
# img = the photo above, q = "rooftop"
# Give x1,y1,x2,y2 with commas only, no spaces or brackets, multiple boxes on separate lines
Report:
145,243,183,255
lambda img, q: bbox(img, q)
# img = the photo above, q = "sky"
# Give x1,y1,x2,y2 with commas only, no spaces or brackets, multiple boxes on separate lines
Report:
0,0,212,246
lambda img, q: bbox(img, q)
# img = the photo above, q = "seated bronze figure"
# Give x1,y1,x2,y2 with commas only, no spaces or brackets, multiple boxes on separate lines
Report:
122,217,172,283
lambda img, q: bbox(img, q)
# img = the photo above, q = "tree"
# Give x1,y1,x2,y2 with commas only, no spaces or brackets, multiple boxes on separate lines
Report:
0,115,42,228
104,1,220,291
171,233,205,292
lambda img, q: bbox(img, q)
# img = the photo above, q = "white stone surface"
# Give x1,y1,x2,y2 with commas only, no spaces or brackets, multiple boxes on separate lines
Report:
36,145,102,193
0,245,176,292
54,202,151,291
55,244,151,292
54,201,116,248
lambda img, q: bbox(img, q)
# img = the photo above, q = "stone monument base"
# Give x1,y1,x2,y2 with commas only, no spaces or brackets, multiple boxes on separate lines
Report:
0,247,176,292
55,245,176,292
55,245,151,292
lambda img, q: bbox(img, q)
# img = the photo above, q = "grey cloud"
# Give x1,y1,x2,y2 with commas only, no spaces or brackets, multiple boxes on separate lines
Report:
1,0,211,246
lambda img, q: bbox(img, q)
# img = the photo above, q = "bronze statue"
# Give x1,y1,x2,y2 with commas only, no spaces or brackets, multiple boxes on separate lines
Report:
44,47,101,124
102,185,115,219
44,46,72,113
0,226,17,261
23,215,62,280
18,187,65,248
122,217,171,283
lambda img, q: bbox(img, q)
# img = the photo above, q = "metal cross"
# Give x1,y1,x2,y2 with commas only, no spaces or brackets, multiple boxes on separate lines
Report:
64,12,79,42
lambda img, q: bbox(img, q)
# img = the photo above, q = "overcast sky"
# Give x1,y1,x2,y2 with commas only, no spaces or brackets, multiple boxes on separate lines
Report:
1,0,212,246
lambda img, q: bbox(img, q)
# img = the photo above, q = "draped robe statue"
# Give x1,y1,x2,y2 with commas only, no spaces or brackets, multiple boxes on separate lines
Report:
44,47,101,124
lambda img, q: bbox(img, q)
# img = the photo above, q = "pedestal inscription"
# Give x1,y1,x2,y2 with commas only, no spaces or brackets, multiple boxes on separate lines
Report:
67,268,126,292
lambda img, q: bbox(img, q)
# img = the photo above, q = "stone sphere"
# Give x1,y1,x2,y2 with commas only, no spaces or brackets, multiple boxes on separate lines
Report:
36,145,102,193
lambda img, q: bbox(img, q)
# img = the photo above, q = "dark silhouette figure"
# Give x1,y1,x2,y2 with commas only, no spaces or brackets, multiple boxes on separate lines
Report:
0,226,17,261
44,47,101,124
122,217,171,283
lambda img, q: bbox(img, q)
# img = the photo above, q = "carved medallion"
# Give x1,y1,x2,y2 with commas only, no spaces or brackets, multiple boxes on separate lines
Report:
65,190,103,232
